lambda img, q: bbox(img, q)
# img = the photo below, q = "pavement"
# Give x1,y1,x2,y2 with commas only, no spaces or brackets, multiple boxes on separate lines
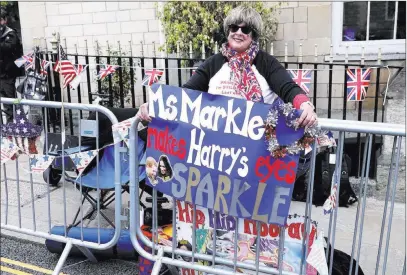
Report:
0,235,138,275
1,151,406,275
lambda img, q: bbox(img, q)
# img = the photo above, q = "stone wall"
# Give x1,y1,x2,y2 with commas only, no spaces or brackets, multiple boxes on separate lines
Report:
19,2,162,55
273,2,332,61
18,1,164,106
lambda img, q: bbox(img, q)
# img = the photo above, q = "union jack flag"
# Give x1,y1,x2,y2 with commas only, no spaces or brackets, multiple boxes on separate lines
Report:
25,58,34,71
96,65,119,81
346,68,371,101
142,69,164,86
54,45,77,88
288,69,312,95
75,64,86,75
69,64,88,90
14,52,34,71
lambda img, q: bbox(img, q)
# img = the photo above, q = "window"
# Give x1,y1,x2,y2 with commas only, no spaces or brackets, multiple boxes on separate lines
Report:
332,1,405,58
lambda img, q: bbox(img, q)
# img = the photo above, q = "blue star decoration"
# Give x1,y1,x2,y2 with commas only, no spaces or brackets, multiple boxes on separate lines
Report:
87,150,94,157
30,156,38,167
73,154,81,166
43,155,50,162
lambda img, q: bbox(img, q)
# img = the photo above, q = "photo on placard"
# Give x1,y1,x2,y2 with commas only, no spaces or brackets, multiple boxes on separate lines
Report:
146,156,158,185
157,154,173,182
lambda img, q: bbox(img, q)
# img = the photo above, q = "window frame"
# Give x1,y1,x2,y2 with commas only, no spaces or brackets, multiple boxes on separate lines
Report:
331,1,405,57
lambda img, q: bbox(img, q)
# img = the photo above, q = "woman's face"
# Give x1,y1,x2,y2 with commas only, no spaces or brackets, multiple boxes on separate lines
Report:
159,160,166,174
227,23,253,53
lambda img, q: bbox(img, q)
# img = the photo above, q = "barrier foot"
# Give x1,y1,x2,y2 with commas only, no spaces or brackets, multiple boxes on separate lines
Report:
52,240,73,275
151,247,164,275
76,245,98,263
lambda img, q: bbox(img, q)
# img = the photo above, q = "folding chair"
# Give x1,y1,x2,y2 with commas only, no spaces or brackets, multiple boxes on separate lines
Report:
65,136,147,229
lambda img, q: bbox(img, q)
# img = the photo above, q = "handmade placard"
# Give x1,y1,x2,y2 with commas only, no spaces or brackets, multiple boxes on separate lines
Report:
175,201,318,275
145,84,307,226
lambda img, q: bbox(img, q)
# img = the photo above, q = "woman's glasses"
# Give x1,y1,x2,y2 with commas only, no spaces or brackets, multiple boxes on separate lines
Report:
228,24,253,35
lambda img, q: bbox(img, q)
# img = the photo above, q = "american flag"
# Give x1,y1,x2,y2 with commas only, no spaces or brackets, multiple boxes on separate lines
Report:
288,69,312,95
40,60,51,75
346,68,371,101
142,69,164,86
96,65,119,81
54,44,77,88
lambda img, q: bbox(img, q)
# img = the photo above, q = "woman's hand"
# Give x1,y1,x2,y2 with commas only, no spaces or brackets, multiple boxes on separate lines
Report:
136,102,152,122
298,101,317,128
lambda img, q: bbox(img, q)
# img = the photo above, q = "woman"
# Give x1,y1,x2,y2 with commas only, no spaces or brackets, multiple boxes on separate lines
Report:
157,155,173,182
138,6,317,127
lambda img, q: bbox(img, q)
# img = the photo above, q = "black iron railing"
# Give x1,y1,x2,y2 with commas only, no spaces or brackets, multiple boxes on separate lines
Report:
36,51,404,178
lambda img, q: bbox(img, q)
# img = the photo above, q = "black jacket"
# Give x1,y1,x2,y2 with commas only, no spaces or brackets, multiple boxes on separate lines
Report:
182,50,306,104
0,26,21,79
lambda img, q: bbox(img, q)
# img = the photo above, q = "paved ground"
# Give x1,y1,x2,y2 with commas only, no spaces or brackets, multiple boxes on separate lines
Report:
0,150,405,275
0,235,139,275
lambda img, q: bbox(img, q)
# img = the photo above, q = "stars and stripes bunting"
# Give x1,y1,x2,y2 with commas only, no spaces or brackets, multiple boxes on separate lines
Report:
69,150,99,177
29,154,55,174
288,69,312,95
346,68,371,101
142,69,164,86
112,117,135,147
1,138,19,164
96,65,119,81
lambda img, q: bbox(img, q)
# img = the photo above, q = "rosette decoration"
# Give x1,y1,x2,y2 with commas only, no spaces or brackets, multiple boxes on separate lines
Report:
1,105,42,155
265,98,318,159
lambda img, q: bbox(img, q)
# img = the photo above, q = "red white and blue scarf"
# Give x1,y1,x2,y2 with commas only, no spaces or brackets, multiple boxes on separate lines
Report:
221,41,263,103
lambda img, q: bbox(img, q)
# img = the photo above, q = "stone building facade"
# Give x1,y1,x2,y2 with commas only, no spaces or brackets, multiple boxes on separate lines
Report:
17,1,405,113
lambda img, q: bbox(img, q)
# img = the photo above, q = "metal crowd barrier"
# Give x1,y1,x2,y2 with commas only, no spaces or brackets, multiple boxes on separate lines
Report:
1,98,123,275
129,117,405,275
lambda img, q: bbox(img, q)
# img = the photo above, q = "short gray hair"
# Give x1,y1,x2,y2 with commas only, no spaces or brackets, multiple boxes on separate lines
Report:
223,6,263,41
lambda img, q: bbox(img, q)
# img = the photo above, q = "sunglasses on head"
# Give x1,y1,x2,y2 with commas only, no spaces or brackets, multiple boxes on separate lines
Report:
228,24,253,35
